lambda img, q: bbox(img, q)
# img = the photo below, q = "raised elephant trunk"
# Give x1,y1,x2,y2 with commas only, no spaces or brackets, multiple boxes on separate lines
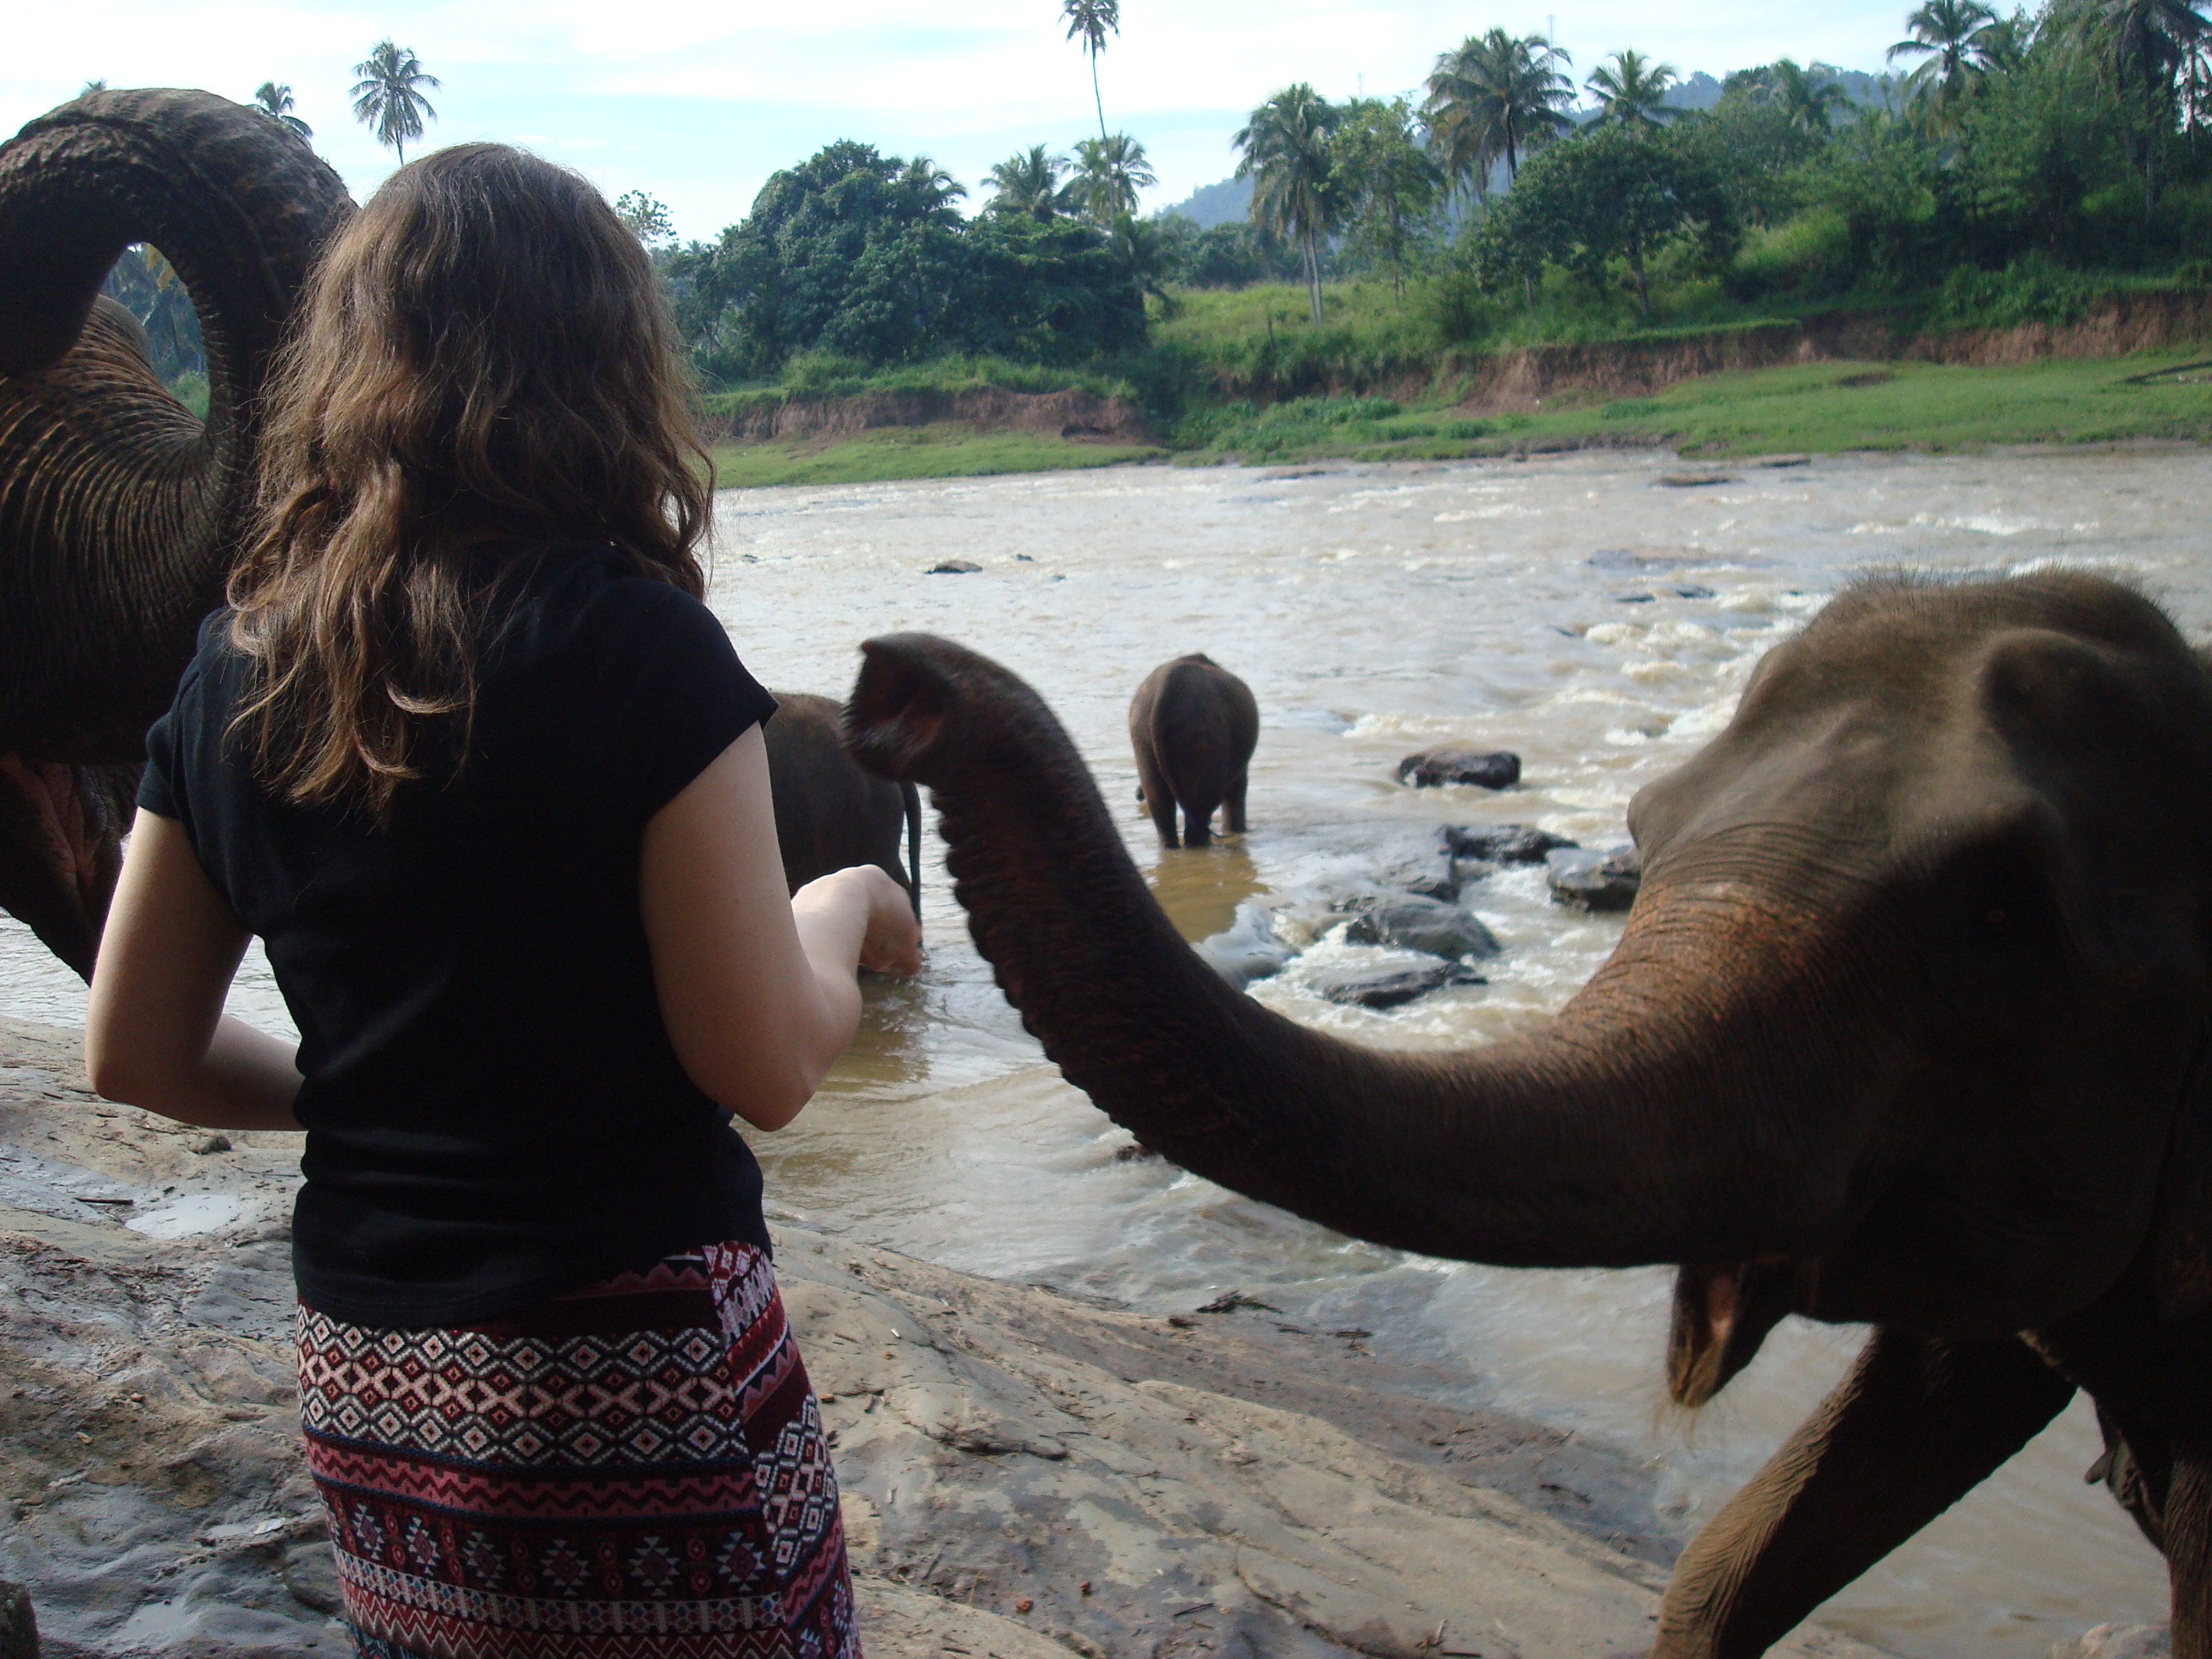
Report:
0,89,351,971
846,634,1894,1279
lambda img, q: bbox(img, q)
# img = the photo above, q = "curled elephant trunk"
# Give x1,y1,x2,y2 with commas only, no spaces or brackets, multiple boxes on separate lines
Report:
846,634,1887,1295
0,88,352,763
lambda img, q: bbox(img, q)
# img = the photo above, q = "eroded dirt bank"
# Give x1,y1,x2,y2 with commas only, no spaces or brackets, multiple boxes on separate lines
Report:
706,387,1154,446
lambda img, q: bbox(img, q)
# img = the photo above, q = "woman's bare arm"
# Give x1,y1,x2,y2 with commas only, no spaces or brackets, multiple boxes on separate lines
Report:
640,727,921,1131
84,811,303,1130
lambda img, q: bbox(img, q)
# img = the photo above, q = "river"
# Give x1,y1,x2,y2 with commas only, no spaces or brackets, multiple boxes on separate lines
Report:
4,445,2205,1656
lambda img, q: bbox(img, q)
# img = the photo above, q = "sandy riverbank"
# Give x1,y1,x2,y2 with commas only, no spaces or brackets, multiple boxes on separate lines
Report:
0,1013,1932,1658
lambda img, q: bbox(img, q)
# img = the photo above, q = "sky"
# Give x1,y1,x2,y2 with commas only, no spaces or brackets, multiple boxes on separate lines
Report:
7,0,1924,243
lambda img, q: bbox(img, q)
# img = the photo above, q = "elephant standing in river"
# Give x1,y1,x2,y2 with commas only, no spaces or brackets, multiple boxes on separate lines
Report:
845,572,2212,1656
1129,652,1257,848
765,692,922,916
0,89,352,974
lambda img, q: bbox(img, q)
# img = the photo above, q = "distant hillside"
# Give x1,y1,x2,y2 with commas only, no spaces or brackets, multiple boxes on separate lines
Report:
1159,174,1252,228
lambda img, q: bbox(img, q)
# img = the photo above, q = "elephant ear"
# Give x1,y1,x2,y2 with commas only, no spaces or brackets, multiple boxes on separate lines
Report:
2152,1040,2212,1323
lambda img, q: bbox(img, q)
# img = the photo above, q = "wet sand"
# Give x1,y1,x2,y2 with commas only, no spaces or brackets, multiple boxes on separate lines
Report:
0,1013,1910,1659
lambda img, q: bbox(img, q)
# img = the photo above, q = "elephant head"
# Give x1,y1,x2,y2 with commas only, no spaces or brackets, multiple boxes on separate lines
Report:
846,572,2212,1645
0,88,353,973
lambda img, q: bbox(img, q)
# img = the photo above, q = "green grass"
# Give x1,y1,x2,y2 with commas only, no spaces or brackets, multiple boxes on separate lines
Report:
706,424,1161,488
1169,349,2212,464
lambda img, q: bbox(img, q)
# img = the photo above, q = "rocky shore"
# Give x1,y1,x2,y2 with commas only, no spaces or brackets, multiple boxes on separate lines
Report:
0,1013,1898,1659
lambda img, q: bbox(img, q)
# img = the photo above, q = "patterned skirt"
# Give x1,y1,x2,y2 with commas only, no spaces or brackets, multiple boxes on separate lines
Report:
296,1242,858,1659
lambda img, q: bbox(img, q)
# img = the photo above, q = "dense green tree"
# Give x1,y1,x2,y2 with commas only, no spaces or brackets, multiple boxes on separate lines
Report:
1072,132,1157,221
1424,28,1575,199
1148,216,1301,287
986,145,1079,219
614,190,675,244
1236,84,1343,323
1329,97,1444,293
2065,0,2208,208
1587,50,1680,128
1061,0,1120,140
1470,124,1734,315
351,40,439,163
252,82,312,140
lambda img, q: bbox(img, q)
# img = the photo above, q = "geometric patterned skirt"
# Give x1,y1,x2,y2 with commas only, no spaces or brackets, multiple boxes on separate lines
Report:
296,1242,859,1659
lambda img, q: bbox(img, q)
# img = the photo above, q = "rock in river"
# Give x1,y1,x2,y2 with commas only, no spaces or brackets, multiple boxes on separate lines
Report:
1443,824,1579,866
1310,958,1487,1008
1397,747,1521,789
1547,845,1643,912
1341,895,1500,961
927,559,982,575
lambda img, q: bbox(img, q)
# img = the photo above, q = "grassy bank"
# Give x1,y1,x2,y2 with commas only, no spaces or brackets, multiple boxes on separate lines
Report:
1173,349,2212,464
706,424,1160,488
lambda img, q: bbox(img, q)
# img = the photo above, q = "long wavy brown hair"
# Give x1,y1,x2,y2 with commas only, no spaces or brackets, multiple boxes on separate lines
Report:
228,142,712,823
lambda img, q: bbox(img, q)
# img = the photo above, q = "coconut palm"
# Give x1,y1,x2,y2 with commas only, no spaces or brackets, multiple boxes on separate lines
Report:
1071,132,1157,222
1061,0,1120,140
1887,0,2003,131
252,81,313,140
1765,58,1855,135
1586,49,1679,128
986,145,1079,220
896,156,968,222
1424,28,1575,202
2069,0,2209,205
1234,84,1341,325
351,40,440,163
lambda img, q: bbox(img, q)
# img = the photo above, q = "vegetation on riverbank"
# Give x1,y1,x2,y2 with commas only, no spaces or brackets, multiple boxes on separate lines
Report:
706,425,1158,487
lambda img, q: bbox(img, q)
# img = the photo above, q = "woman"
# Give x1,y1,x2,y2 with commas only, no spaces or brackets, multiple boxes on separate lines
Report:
84,144,919,1658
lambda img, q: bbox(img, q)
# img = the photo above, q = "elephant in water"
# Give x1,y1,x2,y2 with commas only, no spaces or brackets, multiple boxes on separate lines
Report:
764,693,922,917
1128,652,1257,848
844,572,2212,1656
0,89,353,974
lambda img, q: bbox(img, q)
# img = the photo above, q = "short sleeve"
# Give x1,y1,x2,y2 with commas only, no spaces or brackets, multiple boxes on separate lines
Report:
599,583,778,820
136,615,225,825
138,702,184,819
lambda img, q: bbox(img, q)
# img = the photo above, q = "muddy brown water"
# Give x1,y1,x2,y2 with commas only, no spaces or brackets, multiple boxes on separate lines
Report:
5,446,2206,1655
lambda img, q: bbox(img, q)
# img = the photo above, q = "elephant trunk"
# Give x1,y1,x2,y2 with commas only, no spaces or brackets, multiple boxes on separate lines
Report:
0,88,352,762
848,634,1903,1280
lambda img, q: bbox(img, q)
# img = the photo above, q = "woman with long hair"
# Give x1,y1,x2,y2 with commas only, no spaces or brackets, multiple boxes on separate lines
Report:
84,143,918,1658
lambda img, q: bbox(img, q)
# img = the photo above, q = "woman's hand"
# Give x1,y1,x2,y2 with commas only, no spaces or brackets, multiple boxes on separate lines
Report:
794,866,922,976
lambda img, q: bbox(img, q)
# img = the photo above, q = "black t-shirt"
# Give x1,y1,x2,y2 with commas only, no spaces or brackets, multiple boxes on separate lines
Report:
138,544,780,1326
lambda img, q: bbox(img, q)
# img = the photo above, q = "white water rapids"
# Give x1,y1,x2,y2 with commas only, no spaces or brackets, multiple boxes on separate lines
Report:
7,445,2208,1655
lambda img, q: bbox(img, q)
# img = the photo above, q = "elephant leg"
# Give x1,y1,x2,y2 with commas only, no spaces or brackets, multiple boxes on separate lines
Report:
1184,801,1214,848
1225,766,1249,835
1654,1327,2075,1659
1135,752,1179,848
2172,1431,2212,1659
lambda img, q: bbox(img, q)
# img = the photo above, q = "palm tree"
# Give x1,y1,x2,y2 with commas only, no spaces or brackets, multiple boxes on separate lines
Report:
1071,132,1157,222
1765,58,1854,135
1424,29,1575,202
1235,84,1341,325
896,156,968,222
351,40,441,163
1586,49,1678,128
1061,0,1120,141
1887,0,2003,132
986,145,1078,220
252,81,313,140
2069,0,2208,207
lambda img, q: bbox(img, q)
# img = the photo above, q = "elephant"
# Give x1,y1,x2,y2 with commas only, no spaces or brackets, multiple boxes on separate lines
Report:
1128,652,1257,848
764,692,922,917
841,571,2212,1656
0,88,352,974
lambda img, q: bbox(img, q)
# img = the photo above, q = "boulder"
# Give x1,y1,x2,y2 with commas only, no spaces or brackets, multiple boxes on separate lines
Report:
1341,896,1500,961
2049,1626,2171,1659
927,559,982,575
1547,845,1642,912
1195,902,1298,992
1655,472,1734,487
1309,959,1486,1009
1397,747,1521,789
1442,824,1579,866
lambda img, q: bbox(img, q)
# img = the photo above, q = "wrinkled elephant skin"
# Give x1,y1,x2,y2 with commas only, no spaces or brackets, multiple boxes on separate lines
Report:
842,572,2212,1658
